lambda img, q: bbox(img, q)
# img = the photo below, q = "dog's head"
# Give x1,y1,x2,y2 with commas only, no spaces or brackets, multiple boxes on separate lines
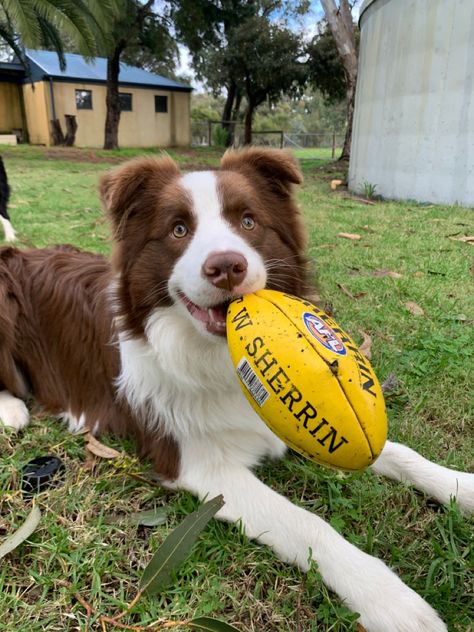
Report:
100,148,308,339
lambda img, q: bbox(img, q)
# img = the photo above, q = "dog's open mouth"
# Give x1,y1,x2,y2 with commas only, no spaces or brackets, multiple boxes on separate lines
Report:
179,293,230,336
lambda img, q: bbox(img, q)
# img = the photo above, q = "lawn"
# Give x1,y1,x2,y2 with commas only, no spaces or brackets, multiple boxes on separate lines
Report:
0,145,473,632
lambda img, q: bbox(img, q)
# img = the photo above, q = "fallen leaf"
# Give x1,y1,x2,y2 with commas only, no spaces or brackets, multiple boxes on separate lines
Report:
372,269,403,278
356,624,369,632
405,301,424,316
336,283,367,300
330,179,343,190
0,505,41,560
361,225,376,233
413,271,425,278
85,433,121,459
449,235,474,244
381,373,400,394
358,330,372,360
338,232,361,241
337,283,355,299
130,507,168,527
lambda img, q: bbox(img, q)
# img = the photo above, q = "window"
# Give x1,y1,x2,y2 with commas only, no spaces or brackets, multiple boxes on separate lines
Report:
75,89,93,110
155,95,168,113
119,93,133,112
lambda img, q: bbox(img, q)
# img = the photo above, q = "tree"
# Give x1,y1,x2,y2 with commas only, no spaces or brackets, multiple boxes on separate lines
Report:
103,0,178,150
171,0,256,145
306,22,347,104
319,0,358,160
0,0,111,69
218,15,305,144
172,0,308,145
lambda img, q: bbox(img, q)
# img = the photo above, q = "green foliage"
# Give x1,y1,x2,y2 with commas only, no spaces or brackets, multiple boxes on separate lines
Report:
362,180,378,199
0,0,119,69
140,495,224,595
212,125,230,148
114,1,178,77
306,20,353,103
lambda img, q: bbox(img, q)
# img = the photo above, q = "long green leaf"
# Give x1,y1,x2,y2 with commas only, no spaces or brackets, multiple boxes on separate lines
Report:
139,495,224,595
188,616,241,632
130,506,168,527
0,505,41,561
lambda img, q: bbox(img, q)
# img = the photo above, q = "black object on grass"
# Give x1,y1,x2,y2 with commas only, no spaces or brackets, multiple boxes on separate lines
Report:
22,456,65,497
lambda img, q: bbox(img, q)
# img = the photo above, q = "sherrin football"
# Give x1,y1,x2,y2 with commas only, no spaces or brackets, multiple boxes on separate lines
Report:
226,290,387,471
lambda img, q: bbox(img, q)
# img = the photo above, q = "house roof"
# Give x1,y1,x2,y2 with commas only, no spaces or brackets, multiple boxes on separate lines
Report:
23,49,192,92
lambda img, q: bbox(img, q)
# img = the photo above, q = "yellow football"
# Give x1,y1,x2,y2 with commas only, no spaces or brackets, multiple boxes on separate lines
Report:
226,290,387,471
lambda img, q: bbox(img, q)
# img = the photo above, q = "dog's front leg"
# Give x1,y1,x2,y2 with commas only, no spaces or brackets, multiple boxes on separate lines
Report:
171,450,446,632
371,441,474,514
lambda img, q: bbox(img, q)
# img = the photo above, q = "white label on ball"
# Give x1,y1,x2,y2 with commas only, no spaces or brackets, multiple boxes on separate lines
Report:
236,357,270,407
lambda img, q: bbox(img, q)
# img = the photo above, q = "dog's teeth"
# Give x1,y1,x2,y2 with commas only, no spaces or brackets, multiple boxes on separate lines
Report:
208,308,215,322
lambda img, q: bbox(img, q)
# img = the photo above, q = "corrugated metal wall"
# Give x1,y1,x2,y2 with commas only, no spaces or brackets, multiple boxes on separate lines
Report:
349,0,474,206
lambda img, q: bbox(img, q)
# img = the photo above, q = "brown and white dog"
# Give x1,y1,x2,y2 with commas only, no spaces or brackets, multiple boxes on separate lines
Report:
0,149,472,632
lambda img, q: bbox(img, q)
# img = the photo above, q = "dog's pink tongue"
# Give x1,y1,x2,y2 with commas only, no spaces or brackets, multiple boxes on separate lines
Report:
182,295,227,335
187,302,209,323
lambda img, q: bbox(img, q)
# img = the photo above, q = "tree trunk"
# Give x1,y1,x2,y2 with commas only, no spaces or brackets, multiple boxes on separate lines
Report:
244,101,255,145
221,80,236,147
51,119,65,145
320,0,358,161
104,44,125,150
64,115,78,147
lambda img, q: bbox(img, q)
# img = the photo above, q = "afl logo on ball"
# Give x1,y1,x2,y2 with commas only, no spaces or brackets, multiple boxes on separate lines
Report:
303,312,347,356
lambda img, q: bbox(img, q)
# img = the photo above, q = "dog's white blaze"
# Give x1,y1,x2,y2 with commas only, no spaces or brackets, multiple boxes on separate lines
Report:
169,171,267,310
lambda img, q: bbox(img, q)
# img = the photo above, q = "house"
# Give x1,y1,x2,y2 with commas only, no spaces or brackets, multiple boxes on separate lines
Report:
0,49,192,148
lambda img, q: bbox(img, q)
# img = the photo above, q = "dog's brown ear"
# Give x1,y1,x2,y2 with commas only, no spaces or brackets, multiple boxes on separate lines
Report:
220,147,303,195
99,155,179,236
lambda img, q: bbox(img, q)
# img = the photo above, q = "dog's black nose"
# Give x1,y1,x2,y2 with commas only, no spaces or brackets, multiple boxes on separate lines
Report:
202,251,248,290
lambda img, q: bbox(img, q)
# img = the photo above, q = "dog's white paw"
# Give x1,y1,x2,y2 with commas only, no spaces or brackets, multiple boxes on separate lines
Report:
449,472,474,515
348,556,447,632
0,391,30,431
358,580,446,632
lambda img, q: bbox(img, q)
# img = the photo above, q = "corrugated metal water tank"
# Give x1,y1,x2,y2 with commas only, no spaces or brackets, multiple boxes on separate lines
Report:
349,0,474,206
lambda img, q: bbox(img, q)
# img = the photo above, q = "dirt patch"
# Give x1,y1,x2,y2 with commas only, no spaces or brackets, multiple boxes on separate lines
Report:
44,148,126,164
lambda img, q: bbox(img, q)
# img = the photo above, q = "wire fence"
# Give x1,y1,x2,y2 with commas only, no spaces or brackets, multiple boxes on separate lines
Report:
191,120,345,158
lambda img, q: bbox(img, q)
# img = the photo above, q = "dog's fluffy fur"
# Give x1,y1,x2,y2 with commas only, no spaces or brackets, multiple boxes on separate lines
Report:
0,149,472,631
0,156,15,242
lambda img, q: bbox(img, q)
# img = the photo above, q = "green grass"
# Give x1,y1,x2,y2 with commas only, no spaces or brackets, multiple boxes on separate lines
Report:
0,145,473,632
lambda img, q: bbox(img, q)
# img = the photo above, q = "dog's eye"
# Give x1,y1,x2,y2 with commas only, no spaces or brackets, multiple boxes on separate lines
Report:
172,222,188,238
241,215,256,230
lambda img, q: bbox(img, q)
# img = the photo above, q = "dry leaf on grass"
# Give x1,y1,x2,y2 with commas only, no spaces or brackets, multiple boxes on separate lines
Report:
330,179,343,190
361,225,376,233
338,232,361,241
85,433,121,459
449,235,474,244
372,269,403,279
413,271,425,278
336,283,367,300
405,301,424,316
358,330,372,360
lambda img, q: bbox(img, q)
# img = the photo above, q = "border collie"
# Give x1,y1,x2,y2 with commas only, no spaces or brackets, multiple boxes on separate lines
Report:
0,149,472,632
0,156,16,242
